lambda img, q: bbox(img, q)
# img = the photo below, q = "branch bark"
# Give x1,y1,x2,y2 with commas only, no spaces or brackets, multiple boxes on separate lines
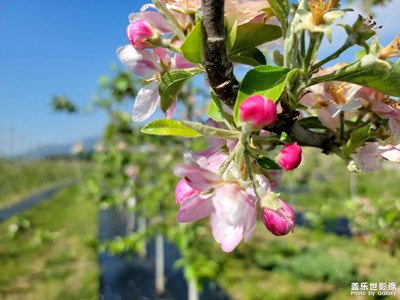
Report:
201,0,239,108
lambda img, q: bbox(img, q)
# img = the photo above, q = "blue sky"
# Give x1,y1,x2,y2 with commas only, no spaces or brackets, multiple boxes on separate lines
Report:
0,0,399,156
0,0,148,155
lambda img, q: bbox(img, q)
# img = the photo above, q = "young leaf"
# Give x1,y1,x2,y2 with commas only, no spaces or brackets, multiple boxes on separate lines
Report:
180,21,203,64
230,48,267,66
268,0,289,34
343,124,371,157
257,157,282,170
159,68,203,112
233,66,293,125
208,93,225,122
230,23,282,54
297,117,329,130
226,20,237,51
310,57,400,97
141,119,202,137
181,120,241,139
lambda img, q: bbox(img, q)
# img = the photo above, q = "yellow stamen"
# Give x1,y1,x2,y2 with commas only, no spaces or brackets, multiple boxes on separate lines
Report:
327,82,347,104
379,33,400,59
308,0,340,25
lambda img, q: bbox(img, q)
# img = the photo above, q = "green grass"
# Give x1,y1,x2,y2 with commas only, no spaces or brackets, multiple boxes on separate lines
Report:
0,184,99,300
279,148,400,216
0,159,93,209
218,226,400,300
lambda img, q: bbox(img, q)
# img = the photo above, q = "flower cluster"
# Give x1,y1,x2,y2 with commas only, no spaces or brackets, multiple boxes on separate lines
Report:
117,0,400,252
173,97,300,251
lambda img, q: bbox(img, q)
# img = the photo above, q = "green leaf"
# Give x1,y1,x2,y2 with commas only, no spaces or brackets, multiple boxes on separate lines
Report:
343,124,371,157
257,157,282,170
141,119,202,137
355,49,366,60
230,48,266,66
231,23,282,54
234,65,292,125
181,120,241,139
226,20,238,51
207,92,225,122
310,57,400,98
159,68,203,112
297,117,329,130
180,21,203,64
268,0,289,29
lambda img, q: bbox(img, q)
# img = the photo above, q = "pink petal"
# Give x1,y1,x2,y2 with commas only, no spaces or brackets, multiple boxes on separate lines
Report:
389,118,400,144
143,11,172,33
317,105,339,130
355,143,381,172
177,194,214,223
164,100,176,118
173,165,222,190
174,53,197,69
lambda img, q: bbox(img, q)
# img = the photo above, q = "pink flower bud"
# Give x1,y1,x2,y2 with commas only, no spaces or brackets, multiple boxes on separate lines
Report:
175,178,197,205
278,143,302,171
261,198,295,236
127,19,158,49
239,95,278,127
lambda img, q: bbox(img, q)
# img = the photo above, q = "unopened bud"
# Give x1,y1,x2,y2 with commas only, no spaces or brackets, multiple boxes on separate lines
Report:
239,95,278,128
260,193,295,236
278,143,302,171
127,19,161,49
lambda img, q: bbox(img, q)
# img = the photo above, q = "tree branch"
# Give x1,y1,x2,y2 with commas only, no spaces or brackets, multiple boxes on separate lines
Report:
201,0,239,108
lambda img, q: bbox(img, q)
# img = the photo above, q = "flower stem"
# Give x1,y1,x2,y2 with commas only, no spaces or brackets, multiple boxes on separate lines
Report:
310,41,353,72
303,32,323,72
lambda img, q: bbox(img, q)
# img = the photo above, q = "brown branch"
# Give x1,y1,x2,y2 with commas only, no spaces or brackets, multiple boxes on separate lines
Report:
201,0,239,108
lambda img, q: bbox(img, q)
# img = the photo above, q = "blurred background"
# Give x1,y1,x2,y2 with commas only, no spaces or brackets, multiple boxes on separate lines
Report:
1,0,399,299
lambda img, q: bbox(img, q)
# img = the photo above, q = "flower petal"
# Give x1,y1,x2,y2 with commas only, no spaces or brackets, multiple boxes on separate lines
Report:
354,142,382,172
132,81,160,122
176,194,214,223
174,164,222,190
210,213,243,252
379,144,400,162
117,45,159,78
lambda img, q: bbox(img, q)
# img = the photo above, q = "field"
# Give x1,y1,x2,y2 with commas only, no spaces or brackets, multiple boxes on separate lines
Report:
0,159,91,209
0,183,99,300
0,154,399,299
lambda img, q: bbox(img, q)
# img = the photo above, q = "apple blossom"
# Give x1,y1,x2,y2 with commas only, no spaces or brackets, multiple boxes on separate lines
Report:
379,33,400,59
294,0,344,42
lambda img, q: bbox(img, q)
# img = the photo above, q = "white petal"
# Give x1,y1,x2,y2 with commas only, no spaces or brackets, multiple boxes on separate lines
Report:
117,45,158,78
132,82,160,122
243,202,257,242
210,213,243,253
379,145,400,162
212,184,246,226
332,100,363,117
